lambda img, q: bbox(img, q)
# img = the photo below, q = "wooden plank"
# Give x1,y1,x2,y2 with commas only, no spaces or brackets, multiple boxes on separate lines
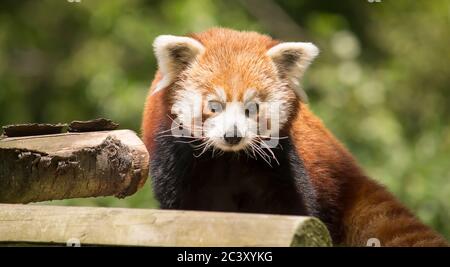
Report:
0,130,149,203
0,204,332,247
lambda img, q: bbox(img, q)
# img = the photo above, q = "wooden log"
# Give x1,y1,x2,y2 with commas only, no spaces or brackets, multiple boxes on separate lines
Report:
0,130,149,203
0,204,332,247
68,118,119,132
2,123,67,137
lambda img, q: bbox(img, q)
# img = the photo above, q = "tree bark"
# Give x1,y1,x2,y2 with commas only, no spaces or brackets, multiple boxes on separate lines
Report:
0,130,149,203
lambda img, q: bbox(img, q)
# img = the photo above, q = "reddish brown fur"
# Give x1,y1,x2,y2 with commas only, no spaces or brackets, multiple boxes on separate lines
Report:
189,30,279,101
291,106,448,246
142,28,449,246
142,71,167,157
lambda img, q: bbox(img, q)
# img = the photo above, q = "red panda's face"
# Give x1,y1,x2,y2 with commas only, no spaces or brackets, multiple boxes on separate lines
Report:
169,50,297,153
152,30,318,158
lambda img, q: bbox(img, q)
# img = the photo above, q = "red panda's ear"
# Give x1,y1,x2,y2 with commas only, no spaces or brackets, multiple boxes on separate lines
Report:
267,42,319,79
153,35,205,92
267,42,319,101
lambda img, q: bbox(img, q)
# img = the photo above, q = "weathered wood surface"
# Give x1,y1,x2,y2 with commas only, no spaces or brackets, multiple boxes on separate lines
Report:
68,118,119,132
0,204,332,247
0,130,149,203
1,118,119,137
2,123,67,137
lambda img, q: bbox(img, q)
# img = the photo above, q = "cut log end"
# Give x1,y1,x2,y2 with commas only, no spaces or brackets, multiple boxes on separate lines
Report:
291,217,333,247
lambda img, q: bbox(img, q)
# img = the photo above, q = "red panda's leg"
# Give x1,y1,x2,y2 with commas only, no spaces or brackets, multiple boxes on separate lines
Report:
279,135,319,217
149,127,195,209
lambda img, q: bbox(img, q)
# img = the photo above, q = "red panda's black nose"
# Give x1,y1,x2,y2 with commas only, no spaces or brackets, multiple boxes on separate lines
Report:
224,125,242,145
224,136,242,145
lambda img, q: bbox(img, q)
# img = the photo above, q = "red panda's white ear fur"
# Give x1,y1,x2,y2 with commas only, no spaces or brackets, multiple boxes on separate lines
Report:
267,42,319,102
153,35,205,93
267,42,319,78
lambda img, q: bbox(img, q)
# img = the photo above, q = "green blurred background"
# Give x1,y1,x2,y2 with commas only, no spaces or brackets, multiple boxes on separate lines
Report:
0,0,449,240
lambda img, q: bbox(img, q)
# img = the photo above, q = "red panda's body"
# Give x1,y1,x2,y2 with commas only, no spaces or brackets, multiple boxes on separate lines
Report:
142,28,448,246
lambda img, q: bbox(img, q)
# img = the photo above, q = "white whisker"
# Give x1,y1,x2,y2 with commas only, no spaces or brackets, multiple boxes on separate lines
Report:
256,135,289,140
156,134,201,139
256,138,280,165
248,141,273,167
194,140,213,158
174,139,201,144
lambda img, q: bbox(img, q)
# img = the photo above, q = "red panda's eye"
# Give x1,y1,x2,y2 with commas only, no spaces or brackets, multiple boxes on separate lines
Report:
208,100,223,113
245,102,259,118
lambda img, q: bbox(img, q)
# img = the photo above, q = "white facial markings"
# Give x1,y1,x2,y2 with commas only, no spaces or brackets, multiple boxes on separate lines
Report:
223,102,247,138
171,85,204,137
264,83,292,129
204,101,251,151
214,87,227,103
258,101,281,148
170,85,288,152
243,88,257,104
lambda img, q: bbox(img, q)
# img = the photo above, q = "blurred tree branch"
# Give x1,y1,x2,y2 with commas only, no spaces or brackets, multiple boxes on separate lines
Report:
239,0,307,40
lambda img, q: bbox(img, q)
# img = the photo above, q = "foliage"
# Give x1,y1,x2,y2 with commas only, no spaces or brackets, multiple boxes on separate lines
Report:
0,0,448,239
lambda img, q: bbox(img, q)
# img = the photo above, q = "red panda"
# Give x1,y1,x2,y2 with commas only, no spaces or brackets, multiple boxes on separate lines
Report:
142,28,448,246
